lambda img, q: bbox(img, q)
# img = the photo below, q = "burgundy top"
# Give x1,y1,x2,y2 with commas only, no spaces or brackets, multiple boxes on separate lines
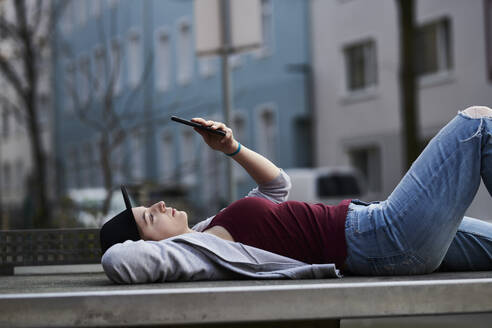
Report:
205,197,351,267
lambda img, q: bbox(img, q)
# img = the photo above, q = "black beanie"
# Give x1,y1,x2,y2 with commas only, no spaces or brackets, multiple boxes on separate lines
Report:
99,186,140,254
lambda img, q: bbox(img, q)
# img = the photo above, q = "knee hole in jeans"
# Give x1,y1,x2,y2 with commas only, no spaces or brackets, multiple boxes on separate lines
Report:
461,106,492,119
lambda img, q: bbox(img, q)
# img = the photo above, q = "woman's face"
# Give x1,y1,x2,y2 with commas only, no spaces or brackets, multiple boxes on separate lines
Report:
131,201,190,241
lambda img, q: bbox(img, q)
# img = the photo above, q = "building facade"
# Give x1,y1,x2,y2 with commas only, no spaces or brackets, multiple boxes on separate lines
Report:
54,0,312,221
310,0,492,220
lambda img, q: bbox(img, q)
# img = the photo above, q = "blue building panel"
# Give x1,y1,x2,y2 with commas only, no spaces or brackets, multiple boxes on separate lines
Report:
53,0,311,215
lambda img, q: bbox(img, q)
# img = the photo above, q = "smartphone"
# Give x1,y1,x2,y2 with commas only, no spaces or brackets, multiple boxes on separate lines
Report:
171,116,226,137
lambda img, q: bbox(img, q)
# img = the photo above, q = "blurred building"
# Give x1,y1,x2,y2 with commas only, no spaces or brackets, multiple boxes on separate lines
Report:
0,0,54,228
310,0,492,220
53,0,311,220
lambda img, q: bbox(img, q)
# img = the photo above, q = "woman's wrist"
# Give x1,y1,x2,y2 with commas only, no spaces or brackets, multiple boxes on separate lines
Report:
224,140,240,156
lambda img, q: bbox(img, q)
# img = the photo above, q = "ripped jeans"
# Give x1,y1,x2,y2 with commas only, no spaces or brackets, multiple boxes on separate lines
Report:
344,106,492,275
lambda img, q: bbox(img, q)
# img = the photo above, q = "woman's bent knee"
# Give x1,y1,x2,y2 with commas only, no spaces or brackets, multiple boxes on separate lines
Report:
460,106,492,119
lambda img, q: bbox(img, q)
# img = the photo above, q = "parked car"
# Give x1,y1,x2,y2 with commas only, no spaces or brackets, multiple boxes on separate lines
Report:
285,167,366,204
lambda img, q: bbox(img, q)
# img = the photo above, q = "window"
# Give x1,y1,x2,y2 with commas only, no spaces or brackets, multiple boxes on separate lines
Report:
177,20,193,85
255,0,273,57
349,146,381,193
155,28,171,91
256,105,277,162
181,129,195,185
127,29,142,88
415,18,453,76
344,40,378,92
160,132,174,181
111,38,122,94
199,56,217,78
486,0,492,81
93,46,106,99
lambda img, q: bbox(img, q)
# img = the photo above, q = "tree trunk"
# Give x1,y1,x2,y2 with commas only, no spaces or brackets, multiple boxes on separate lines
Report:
396,0,420,171
25,89,51,228
21,4,51,227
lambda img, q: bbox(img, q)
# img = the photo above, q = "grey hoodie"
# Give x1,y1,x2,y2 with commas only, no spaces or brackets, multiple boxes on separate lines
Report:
101,170,342,284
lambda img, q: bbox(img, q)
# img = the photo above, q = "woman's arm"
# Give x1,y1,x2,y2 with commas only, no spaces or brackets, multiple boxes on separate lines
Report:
191,118,280,185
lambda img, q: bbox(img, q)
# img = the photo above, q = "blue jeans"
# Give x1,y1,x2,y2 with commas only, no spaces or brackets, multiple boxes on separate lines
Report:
344,107,492,275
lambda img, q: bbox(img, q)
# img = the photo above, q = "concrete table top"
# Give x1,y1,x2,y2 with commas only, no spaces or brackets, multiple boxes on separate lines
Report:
0,270,491,327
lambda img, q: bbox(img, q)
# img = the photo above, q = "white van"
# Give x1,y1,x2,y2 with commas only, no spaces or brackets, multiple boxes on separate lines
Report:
285,167,367,204
67,188,127,227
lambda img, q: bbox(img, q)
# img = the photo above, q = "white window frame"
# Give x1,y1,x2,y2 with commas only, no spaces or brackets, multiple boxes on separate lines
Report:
343,39,378,95
416,17,453,86
155,27,171,91
127,28,143,88
255,103,278,162
176,18,193,85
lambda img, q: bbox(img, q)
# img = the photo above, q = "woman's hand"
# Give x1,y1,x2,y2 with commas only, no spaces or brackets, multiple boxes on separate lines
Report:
191,118,239,154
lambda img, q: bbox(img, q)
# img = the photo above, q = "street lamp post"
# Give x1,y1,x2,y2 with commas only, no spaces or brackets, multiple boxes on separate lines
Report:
194,0,261,205
219,0,236,204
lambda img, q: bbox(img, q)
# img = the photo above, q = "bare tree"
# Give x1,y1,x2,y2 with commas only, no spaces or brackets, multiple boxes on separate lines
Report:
60,6,157,219
0,0,65,227
396,0,421,170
